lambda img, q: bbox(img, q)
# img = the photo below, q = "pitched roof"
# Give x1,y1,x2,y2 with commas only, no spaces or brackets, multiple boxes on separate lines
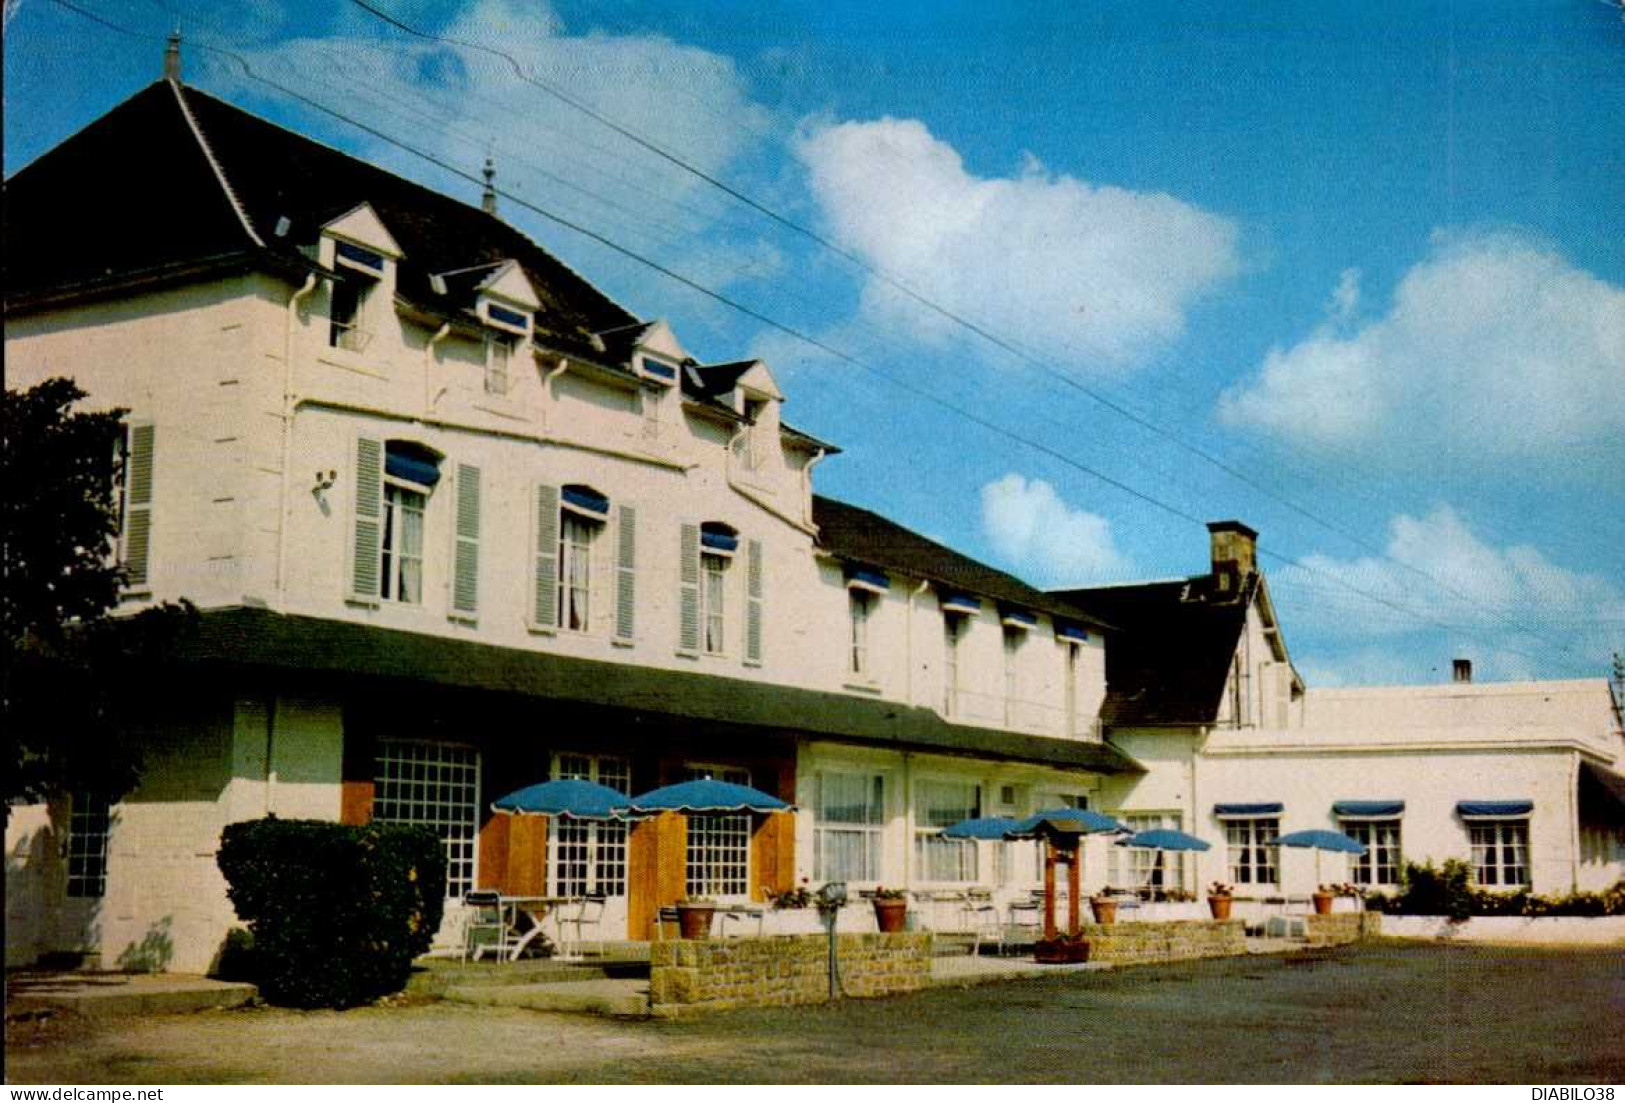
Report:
173,607,1143,775
812,496,1108,629
1053,574,1255,727
5,80,636,350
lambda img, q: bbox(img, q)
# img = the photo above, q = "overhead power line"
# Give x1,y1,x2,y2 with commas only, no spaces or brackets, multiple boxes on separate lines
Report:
38,0,1582,671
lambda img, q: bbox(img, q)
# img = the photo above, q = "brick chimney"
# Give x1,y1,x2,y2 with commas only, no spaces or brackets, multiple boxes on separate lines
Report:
1207,520,1258,597
1452,658,1473,684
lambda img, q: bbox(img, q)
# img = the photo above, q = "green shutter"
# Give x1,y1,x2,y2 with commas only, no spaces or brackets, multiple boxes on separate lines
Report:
122,424,155,588
451,463,481,618
745,537,764,664
615,504,637,642
350,436,382,602
532,483,559,629
677,522,700,653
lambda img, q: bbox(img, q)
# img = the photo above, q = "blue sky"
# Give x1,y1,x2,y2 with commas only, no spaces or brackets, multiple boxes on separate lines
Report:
7,0,1624,686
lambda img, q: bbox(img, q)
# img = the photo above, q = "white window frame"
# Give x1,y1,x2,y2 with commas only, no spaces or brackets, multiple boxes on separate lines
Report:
558,507,603,634
701,551,730,656
683,764,752,899
485,332,516,396
372,741,480,900
848,589,874,679
1469,819,1530,889
1341,818,1403,889
814,770,886,884
550,753,630,898
66,792,112,899
1225,816,1279,888
1108,812,1186,893
943,613,966,717
380,478,428,605
913,777,981,884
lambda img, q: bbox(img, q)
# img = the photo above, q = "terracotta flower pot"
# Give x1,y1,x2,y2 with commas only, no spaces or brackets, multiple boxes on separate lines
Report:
872,898,908,933
1207,895,1233,920
1312,891,1335,915
1090,898,1119,925
676,903,715,940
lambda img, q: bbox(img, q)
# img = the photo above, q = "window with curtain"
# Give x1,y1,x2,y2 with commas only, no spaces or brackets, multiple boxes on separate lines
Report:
1225,817,1279,887
1108,812,1185,891
815,771,885,882
914,778,980,882
1342,820,1402,888
1470,820,1529,888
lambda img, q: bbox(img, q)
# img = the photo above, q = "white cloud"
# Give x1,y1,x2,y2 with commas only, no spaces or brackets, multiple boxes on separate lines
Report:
221,0,768,248
1219,231,1625,475
1327,267,1361,325
979,474,1132,586
1272,506,1624,680
794,118,1240,370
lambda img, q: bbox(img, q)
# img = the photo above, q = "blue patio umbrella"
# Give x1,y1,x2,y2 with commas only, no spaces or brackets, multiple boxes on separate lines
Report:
616,778,793,814
1276,828,1367,883
490,778,630,819
1115,828,1211,852
942,816,1023,840
1004,808,1124,839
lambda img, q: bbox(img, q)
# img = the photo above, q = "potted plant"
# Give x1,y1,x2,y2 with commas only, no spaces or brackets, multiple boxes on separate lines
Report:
766,879,813,910
1033,935,1091,964
1089,891,1119,925
1207,881,1234,920
871,886,908,933
1313,884,1337,915
675,896,716,939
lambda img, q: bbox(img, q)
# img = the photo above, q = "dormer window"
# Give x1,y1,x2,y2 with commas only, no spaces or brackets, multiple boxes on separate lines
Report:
330,276,374,352
486,332,516,396
335,240,386,274
638,355,678,386
484,301,530,333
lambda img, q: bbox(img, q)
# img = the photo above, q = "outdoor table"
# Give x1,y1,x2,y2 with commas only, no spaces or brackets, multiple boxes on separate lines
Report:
498,895,575,961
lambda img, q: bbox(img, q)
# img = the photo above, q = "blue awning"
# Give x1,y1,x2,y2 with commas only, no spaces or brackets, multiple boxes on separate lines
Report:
701,528,739,553
562,485,609,516
1457,800,1533,819
1333,800,1405,819
385,447,441,488
1000,606,1038,629
845,565,891,593
1055,623,1090,643
939,589,981,615
1214,802,1283,818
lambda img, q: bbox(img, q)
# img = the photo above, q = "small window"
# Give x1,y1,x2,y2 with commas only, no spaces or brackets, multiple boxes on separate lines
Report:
1344,819,1402,888
1225,817,1279,887
486,333,516,396
943,613,966,717
1470,820,1529,888
848,589,874,678
1002,626,1023,725
66,793,112,898
329,277,374,351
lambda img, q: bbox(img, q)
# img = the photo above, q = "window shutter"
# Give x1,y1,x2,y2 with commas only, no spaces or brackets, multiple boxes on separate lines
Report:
531,483,559,629
745,537,764,664
1271,662,1292,728
350,436,383,602
451,463,481,618
677,521,700,653
615,504,637,643
122,423,155,589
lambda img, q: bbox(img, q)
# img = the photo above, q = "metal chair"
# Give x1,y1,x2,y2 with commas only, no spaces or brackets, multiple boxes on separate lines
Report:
961,889,1003,954
653,904,681,940
462,890,508,961
561,894,607,958
718,904,765,938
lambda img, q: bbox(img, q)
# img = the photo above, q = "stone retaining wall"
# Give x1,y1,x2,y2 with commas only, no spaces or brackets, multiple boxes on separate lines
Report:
1076,919,1246,965
649,933,931,1016
1304,911,1382,945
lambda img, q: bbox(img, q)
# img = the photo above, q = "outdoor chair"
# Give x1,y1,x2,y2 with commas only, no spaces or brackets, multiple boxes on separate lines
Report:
961,890,1003,954
561,894,608,958
718,903,766,938
462,890,509,962
652,904,684,940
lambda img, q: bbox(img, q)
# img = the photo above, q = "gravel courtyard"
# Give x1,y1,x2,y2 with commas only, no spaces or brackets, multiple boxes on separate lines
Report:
7,941,1623,1084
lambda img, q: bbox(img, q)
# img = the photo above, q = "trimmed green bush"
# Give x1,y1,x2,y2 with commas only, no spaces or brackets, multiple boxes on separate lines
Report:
216,817,446,1009
1367,862,1625,919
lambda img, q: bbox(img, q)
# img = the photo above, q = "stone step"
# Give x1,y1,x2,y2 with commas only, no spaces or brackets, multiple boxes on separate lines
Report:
443,978,650,1018
6,974,256,1020
406,958,626,996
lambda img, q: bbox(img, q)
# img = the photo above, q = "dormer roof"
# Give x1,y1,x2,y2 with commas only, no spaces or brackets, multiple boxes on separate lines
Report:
4,80,635,346
321,203,403,259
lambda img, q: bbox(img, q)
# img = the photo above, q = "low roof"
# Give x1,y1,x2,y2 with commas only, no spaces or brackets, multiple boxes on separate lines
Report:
812,496,1109,631
1054,574,1255,727
172,608,1143,775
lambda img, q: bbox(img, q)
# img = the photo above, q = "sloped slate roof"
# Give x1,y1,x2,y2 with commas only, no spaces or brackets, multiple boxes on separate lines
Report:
813,496,1109,630
1054,574,1254,727
5,80,636,350
174,607,1143,775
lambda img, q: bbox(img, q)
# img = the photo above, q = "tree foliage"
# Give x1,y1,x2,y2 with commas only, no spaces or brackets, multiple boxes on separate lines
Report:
2,377,194,807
